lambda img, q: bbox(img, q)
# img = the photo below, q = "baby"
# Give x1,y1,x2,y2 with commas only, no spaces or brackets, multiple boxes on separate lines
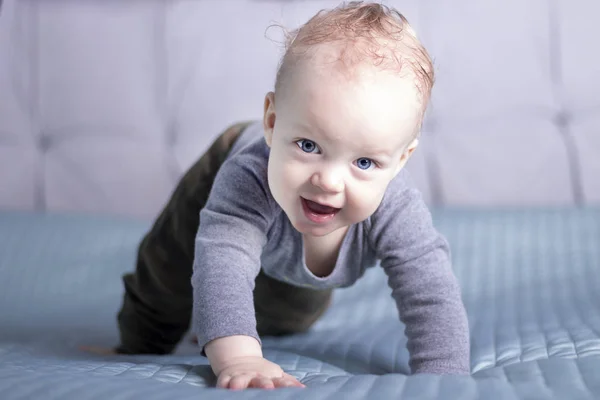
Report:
88,1,470,390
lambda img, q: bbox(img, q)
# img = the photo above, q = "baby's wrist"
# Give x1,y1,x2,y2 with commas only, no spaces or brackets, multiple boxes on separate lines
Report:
205,335,263,375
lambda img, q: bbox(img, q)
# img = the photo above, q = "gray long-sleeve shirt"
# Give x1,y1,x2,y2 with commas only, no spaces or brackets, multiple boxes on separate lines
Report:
191,122,470,375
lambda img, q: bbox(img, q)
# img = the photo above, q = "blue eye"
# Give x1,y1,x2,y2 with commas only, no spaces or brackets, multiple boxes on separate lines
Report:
356,158,373,170
296,139,319,153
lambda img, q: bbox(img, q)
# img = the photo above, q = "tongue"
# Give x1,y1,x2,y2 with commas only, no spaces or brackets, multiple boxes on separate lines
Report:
306,200,337,214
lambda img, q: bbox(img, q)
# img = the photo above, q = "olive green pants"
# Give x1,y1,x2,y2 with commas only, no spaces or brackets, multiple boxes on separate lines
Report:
115,122,333,354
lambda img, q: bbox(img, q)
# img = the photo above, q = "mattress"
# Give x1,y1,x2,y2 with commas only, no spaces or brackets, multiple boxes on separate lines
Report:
0,208,599,400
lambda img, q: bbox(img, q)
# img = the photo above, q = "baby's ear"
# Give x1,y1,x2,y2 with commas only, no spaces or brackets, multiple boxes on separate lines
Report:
395,138,419,175
263,92,276,147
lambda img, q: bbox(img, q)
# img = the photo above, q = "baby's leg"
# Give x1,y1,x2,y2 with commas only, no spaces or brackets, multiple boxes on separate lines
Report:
254,270,333,337
115,122,251,355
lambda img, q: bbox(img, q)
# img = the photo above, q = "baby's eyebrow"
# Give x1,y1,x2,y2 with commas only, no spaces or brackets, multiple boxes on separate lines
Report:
295,122,318,135
362,149,393,160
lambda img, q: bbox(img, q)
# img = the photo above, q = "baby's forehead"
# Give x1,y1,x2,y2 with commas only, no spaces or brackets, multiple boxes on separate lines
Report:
290,83,420,151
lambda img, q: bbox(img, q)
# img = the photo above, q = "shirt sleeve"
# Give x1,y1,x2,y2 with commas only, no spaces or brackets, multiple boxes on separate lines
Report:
191,153,275,351
367,170,471,375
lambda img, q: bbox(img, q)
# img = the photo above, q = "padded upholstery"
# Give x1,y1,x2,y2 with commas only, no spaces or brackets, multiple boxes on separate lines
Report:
0,0,599,217
1,209,600,399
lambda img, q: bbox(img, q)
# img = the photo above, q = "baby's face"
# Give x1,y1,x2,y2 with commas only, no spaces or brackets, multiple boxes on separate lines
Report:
264,59,422,238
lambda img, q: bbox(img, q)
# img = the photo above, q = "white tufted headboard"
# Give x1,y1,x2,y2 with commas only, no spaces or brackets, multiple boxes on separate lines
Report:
0,0,598,218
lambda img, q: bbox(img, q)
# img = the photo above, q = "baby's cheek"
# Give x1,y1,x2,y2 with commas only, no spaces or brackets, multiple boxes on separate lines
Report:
346,194,374,220
354,187,386,215
282,163,300,182
283,161,310,189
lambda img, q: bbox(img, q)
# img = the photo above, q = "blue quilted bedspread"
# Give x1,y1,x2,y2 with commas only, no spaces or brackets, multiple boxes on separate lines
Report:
0,208,599,399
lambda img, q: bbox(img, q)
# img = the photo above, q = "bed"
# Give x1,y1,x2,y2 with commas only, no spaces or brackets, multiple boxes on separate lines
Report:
1,208,599,399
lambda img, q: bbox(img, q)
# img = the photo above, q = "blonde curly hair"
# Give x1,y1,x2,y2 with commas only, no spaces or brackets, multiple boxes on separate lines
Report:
273,1,434,117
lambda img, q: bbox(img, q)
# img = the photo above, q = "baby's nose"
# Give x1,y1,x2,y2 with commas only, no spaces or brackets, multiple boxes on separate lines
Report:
311,169,344,193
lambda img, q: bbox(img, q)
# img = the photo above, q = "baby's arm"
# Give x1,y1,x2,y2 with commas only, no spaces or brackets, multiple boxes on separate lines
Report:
193,153,303,389
369,171,471,375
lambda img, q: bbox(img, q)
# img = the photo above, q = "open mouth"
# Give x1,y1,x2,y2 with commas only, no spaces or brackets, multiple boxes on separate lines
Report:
301,197,341,224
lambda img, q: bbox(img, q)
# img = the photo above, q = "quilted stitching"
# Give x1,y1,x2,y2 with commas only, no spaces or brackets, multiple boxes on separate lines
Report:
0,209,599,399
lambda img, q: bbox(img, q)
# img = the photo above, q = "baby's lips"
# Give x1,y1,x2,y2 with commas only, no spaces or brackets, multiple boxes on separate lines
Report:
304,198,340,214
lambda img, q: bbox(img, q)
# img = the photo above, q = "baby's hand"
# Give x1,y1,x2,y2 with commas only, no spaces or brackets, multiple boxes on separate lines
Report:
216,356,305,390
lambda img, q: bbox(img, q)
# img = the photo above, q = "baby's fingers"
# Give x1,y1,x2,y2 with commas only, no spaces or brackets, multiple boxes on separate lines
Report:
227,374,256,390
274,373,305,388
248,376,275,389
216,374,232,389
